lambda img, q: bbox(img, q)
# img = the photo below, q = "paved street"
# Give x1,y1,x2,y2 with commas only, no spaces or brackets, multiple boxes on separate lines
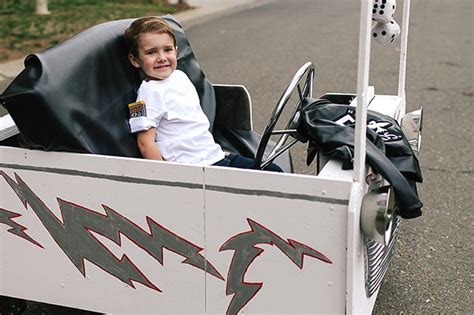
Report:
184,0,473,312
1,0,473,313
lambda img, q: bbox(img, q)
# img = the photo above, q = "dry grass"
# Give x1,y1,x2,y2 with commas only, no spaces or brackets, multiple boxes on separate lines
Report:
0,0,190,62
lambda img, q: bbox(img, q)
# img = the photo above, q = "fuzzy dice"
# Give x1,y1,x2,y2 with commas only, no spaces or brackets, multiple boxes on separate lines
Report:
372,19,401,45
372,0,396,23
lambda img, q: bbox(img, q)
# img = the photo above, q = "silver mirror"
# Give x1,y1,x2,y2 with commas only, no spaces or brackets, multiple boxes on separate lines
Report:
401,107,423,154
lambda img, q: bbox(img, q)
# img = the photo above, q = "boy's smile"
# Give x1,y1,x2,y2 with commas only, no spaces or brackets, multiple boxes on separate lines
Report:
129,32,178,80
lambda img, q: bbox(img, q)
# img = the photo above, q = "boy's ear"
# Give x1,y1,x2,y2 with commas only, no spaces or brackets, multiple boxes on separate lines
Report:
128,53,140,68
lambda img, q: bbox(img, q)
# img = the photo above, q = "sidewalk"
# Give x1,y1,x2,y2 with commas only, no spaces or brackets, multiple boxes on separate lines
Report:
0,0,257,96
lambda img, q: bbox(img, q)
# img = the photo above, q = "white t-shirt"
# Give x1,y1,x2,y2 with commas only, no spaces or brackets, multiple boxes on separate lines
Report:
129,70,225,166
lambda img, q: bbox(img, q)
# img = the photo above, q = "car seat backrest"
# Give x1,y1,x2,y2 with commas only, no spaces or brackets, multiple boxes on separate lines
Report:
0,15,216,157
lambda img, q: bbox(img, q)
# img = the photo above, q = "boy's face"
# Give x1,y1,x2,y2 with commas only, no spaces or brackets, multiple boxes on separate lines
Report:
129,32,177,80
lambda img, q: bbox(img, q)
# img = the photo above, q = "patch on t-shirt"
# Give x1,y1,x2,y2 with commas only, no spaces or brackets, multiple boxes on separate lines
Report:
128,101,147,118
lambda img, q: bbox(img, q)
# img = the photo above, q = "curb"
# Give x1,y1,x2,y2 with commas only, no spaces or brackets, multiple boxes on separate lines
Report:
0,0,258,95
178,0,260,29
0,58,25,94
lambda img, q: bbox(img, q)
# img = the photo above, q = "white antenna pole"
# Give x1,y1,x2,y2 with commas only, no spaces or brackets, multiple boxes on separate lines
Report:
397,0,411,100
353,0,372,184
346,5,373,312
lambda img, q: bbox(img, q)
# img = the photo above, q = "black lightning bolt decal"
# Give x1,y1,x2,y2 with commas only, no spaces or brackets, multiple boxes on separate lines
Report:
1,171,224,292
0,208,43,248
220,218,332,314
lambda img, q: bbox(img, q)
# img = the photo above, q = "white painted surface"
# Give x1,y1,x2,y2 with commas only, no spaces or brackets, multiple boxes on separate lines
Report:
353,0,372,185
398,0,411,101
368,95,404,121
0,115,18,141
0,146,367,313
204,166,350,313
0,148,207,313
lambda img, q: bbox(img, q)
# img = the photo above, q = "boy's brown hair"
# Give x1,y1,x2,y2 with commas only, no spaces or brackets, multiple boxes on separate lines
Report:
124,17,177,58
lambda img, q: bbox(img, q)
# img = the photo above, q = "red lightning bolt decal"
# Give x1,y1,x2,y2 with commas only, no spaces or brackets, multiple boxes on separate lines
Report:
220,218,332,314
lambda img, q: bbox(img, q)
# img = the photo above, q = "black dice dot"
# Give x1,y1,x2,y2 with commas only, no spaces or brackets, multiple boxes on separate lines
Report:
392,34,396,38
382,0,386,3
373,33,378,37
381,4,385,9
382,31,387,36
380,10,384,14
373,9,376,13
374,4,378,8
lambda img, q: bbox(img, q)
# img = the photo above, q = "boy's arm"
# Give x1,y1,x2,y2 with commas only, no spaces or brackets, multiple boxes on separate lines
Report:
136,128,164,160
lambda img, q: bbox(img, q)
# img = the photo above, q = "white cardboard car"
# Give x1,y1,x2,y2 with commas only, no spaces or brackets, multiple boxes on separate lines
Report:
0,0,423,313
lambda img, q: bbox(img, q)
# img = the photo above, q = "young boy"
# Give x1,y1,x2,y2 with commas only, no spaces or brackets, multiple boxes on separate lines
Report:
124,17,282,171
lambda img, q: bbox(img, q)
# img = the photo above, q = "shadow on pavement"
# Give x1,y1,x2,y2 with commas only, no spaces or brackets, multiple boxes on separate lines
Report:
0,296,101,315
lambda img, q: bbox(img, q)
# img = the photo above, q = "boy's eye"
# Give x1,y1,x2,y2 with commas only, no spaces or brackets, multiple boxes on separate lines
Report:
145,50,156,55
165,47,174,52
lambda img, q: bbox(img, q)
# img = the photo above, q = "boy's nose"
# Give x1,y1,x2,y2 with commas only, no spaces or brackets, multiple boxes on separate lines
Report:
157,52,166,61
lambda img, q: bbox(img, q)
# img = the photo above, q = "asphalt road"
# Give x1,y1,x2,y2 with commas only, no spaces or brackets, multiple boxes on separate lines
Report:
0,0,472,313
183,0,473,313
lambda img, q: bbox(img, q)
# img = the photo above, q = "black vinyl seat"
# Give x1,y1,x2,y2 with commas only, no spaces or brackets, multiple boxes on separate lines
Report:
0,15,292,172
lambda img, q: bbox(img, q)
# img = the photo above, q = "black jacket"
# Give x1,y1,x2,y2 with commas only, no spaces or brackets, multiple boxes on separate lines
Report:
297,98,423,219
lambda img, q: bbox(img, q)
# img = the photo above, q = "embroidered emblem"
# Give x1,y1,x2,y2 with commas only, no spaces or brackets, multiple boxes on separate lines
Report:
367,120,403,142
128,101,147,118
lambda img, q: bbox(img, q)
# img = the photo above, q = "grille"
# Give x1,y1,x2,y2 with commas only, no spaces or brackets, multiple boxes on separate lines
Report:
364,215,401,297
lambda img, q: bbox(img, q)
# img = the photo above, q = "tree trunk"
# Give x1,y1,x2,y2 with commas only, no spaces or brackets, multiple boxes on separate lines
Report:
36,0,50,15
168,0,186,5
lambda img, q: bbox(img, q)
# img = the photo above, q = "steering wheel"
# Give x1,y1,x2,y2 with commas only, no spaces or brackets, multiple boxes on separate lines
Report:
254,62,315,169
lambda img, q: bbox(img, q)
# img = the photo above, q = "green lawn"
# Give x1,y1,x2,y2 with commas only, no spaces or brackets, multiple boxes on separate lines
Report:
0,0,187,62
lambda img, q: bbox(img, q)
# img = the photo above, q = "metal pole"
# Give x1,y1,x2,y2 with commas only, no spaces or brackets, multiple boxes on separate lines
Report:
397,0,411,100
353,0,372,184
347,5,373,312
346,4,373,312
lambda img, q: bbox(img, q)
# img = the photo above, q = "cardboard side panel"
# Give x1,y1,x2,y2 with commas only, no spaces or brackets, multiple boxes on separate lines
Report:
203,167,351,314
0,147,207,313
0,147,355,313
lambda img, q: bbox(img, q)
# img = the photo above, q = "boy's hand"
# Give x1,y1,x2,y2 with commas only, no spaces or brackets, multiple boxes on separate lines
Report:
136,128,164,160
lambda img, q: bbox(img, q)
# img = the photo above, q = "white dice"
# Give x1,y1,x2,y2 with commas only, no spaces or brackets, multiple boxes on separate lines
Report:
372,19,401,46
372,0,396,23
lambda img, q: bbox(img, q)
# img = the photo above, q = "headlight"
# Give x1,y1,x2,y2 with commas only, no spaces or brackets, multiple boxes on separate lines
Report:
360,185,395,245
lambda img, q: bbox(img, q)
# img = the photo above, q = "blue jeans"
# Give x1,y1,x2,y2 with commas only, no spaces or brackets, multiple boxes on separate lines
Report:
212,154,283,172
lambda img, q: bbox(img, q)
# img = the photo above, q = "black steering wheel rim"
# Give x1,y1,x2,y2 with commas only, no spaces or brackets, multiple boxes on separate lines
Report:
254,62,315,169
